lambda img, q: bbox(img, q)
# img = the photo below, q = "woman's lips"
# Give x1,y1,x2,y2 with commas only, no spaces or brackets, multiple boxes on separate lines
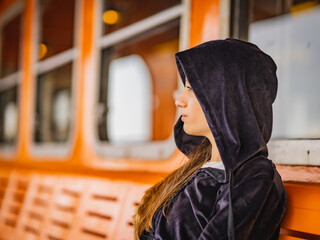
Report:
181,114,187,121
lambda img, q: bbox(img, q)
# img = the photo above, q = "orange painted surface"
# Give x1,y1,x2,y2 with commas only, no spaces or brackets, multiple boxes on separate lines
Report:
190,0,220,47
279,235,303,240
71,0,94,164
281,182,320,235
73,0,182,176
1,1,320,239
59,0,221,176
0,171,151,240
0,0,36,162
0,0,319,184
17,0,35,162
0,0,187,184
0,0,223,186
1,170,319,240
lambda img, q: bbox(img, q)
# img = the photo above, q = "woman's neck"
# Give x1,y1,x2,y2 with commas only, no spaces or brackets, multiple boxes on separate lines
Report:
207,133,222,162
209,145,222,162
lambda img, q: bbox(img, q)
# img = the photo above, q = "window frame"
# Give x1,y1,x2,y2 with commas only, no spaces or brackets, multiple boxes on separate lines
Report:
0,0,24,155
229,0,320,166
92,0,190,160
30,0,81,158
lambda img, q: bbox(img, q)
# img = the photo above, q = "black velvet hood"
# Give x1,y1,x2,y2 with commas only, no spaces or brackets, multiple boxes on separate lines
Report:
174,38,277,177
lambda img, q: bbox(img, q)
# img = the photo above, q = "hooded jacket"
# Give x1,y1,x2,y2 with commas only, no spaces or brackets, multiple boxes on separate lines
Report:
140,38,286,240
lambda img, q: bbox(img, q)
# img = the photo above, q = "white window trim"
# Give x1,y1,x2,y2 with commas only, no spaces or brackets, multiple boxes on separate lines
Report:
268,140,320,166
0,72,21,91
0,0,24,155
92,0,190,160
30,0,81,159
34,48,78,75
0,0,24,27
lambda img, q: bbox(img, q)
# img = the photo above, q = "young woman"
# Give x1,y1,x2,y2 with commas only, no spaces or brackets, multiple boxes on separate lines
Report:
134,38,287,240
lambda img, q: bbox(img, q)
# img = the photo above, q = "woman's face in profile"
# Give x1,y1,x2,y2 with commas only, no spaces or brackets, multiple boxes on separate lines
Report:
175,79,211,138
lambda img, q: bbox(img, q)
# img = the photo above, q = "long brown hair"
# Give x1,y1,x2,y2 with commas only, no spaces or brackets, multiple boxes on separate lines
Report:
133,138,212,238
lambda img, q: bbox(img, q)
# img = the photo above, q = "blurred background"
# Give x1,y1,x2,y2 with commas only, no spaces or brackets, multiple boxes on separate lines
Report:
0,0,319,239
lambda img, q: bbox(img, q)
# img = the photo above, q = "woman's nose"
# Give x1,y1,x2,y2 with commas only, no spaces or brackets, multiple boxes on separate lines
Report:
175,93,187,108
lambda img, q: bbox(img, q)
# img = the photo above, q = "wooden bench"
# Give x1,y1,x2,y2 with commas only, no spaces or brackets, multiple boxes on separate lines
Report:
0,171,319,240
0,171,150,240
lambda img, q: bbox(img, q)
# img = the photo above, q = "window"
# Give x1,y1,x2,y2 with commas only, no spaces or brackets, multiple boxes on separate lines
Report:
34,63,72,143
96,1,186,159
0,3,23,151
0,87,18,146
247,0,320,165
33,0,77,155
106,54,152,144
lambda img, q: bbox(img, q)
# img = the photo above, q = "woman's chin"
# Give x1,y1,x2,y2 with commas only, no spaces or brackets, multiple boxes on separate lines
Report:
183,126,198,136
183,126,191,135
183,127,208,138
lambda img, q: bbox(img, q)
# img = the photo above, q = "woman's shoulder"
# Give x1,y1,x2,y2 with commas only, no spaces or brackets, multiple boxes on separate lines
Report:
237,156,276,179
150,168,226,238
157,167,226,218
181,167,225,193
172,167,226,205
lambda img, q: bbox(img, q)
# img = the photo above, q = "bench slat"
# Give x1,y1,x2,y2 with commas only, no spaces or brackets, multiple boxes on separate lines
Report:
281,182,320,239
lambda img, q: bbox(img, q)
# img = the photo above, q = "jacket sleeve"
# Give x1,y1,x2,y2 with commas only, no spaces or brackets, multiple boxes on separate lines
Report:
198,160,285,240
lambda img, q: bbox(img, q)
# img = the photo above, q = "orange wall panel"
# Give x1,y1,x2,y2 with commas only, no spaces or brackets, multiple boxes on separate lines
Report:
190,0,220,47
17,0,35,162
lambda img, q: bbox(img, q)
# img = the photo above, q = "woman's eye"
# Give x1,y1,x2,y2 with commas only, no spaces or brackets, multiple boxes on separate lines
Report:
186,86,192,92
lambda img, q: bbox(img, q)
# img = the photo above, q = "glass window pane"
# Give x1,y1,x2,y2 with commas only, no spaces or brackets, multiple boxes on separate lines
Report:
34,63,72,143
107,55,152,144
0,14,21,78
102,0,181,35
249,1,320,139
38,0,75,60
0,87,18,145
98,19,179,143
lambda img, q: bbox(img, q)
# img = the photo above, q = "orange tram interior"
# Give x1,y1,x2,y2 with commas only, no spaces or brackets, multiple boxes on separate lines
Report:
0,0,319,239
